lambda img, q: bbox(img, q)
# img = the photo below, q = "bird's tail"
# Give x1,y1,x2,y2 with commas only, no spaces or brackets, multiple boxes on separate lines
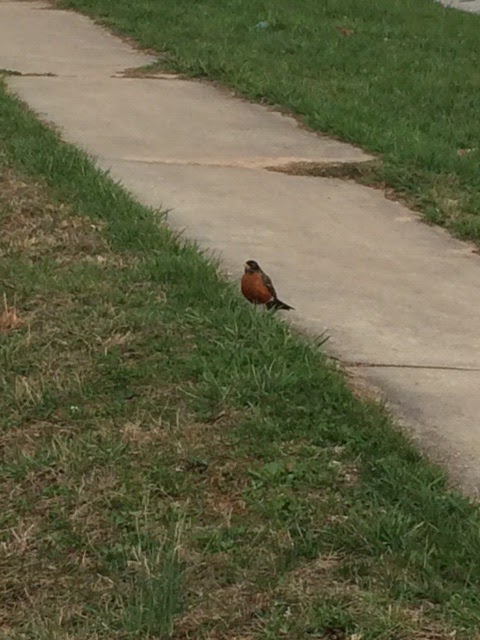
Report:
267,298,294,311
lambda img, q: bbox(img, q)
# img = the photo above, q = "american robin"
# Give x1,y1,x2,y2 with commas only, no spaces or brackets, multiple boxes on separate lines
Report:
241,260,294,311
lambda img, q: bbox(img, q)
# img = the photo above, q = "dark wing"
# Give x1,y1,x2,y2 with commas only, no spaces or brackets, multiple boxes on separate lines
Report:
267,298,294,311
261,271,277,299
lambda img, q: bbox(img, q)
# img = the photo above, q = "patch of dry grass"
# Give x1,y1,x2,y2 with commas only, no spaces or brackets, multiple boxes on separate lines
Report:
0,293,23,334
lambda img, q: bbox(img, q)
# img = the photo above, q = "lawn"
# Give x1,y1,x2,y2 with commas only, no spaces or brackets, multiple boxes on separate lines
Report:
2,72,480,637
58,0,480,244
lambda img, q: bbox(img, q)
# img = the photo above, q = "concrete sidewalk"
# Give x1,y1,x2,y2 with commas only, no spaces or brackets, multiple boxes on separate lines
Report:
2,1,480,494
439,0,480,13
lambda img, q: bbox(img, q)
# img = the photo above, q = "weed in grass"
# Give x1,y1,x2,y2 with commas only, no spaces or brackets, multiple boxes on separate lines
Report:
111,509,184,638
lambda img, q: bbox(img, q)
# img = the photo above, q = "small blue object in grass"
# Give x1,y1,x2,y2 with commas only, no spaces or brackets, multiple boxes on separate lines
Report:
255,21,270,29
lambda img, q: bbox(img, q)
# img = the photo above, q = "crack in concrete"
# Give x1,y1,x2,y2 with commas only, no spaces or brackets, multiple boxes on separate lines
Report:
0,69,57,77
112,71,180,80
102,155,375,173
343,361,480,373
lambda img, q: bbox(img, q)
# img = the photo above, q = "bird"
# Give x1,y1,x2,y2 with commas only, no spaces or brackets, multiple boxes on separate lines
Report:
241,260,294,311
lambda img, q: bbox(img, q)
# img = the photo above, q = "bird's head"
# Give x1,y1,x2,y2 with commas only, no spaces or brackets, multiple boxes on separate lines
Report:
244,260,261,273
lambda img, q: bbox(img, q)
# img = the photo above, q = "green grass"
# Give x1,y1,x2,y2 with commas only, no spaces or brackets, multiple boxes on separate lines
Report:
2,78,480,638
58,0,480,243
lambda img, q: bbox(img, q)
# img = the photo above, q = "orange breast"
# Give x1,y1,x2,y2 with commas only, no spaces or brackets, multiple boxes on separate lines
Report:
241,272,272,304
